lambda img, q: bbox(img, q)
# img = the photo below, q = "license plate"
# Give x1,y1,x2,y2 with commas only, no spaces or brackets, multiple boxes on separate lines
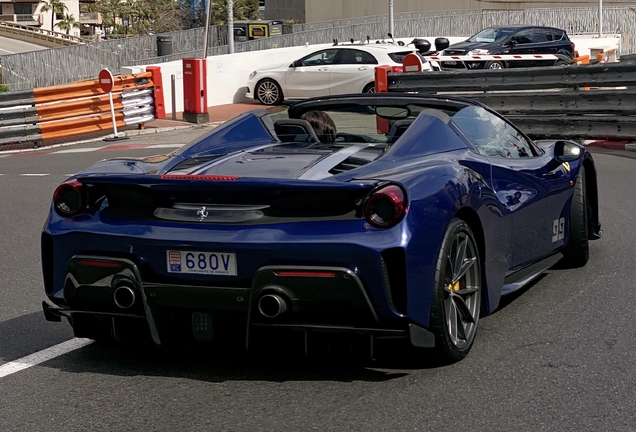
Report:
167,250,237,276
445,61,457,65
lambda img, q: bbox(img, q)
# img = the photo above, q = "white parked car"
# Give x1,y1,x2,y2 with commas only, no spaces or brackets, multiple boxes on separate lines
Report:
246,44,426,105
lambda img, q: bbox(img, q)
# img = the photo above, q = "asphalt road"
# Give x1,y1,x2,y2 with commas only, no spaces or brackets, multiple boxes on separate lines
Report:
0,35,47,55
0,130,634,431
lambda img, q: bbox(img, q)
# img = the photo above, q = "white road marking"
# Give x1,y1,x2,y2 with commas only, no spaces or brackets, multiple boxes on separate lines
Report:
19,173,50,176
53,148,104,154
147,144,183,149
0,338,93,379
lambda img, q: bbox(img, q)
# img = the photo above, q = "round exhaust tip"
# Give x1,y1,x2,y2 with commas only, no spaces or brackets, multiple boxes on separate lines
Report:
113,286,136,309
258,294,288,318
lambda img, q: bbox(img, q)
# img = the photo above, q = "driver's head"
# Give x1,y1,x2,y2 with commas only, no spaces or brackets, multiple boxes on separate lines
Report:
301,110,336,143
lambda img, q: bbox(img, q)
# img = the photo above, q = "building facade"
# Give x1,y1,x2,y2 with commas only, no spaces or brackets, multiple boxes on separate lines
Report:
265,0,633,23
0,0,101,37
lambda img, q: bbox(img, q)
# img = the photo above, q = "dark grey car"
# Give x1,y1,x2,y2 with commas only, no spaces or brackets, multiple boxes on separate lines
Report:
442,25,575,70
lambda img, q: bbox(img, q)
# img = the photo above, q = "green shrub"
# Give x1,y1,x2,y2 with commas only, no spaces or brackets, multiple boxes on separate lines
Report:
0,84,8,92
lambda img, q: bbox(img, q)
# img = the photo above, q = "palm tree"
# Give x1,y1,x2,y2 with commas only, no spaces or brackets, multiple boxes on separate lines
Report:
97,0,125,30
39,0,68,32
57,13,80,35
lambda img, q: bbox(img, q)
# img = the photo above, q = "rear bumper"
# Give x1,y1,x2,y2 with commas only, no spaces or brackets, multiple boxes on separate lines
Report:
44,255,435,348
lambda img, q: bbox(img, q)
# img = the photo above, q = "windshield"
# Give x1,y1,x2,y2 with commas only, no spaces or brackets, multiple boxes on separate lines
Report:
467,28,515,43
273,103,457,146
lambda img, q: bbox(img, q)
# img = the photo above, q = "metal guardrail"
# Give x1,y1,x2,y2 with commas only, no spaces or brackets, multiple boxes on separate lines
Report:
389,62,636,93
0,71,162,146
384,56,636,140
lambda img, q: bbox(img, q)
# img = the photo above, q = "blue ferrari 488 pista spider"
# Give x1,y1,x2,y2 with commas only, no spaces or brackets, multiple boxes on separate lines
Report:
41,93,601,364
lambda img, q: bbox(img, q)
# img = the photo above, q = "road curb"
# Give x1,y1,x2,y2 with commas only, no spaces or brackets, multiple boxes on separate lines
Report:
586,140,636,151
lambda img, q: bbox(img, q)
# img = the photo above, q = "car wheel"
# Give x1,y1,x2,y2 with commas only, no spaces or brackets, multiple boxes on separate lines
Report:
255,79,283,105
559,166,589,268
363,82,375,93
428,218,482,364
485,61,504,70
554,59,570,66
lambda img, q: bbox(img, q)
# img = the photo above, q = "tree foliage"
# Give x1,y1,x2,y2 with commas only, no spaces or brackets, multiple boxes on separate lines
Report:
39,0,68,32
89,0,261,35
57,13,80,34
211,0,260,24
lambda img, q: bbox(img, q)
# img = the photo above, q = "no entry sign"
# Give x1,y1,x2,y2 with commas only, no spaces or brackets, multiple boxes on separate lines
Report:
99,68,114,93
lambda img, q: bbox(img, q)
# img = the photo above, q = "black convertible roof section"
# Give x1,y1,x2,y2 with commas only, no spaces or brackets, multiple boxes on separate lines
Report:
287,93,488,119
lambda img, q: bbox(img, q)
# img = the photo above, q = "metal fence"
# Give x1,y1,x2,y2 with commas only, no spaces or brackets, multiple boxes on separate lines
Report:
2,6,636,91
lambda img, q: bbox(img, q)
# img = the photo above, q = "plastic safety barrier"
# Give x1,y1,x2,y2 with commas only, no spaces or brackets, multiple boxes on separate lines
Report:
0,69,165,146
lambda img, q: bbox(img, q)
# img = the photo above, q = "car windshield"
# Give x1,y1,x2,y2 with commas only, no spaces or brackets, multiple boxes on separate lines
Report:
272,103,456,145
467,28,516,43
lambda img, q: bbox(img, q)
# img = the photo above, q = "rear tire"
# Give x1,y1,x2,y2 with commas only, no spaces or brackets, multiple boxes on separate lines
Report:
428,219,482,364
560,166,589,268
255,78,283,105
363,82,375,93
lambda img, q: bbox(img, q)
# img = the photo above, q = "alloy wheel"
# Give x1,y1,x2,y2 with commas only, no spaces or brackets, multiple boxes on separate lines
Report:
257,81,280,105
443,230,481,350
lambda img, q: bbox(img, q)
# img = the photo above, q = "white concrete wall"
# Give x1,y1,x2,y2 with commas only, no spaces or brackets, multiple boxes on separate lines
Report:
570,35,622,57
123,35,622,114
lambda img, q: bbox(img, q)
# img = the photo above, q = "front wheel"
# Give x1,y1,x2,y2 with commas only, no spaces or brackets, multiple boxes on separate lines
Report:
255,78,283,105
559,166,589,268
428,219,482,364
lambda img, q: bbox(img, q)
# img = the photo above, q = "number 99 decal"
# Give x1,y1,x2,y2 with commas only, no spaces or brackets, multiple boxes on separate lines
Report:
552,217,565,242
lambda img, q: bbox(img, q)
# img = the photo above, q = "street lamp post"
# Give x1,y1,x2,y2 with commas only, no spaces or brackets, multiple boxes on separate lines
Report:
228,0,234,54
598,0,603,37
202,0,211,58
389,0,394,37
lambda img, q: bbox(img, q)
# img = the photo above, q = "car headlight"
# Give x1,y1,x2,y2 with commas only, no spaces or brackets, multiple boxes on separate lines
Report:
467,49,490,55
249,71,257,80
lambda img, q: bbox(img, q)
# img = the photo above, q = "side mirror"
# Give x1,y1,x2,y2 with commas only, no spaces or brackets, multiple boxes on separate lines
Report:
507,40,517,48
291,60,301,67
554,140,583,162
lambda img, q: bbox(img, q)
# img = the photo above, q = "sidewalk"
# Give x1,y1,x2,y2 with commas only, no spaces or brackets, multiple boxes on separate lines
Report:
0,101,267,153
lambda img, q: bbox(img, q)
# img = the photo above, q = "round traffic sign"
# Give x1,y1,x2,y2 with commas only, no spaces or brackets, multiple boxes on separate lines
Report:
402,53,422,72
98,68,114,93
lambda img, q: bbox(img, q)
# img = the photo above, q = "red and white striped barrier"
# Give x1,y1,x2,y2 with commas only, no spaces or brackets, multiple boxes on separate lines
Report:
425,54,559,61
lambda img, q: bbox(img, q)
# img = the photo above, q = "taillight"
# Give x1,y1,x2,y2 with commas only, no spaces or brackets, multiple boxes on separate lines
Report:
363,184,407,228
53,179,86,216
391,66,404,73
